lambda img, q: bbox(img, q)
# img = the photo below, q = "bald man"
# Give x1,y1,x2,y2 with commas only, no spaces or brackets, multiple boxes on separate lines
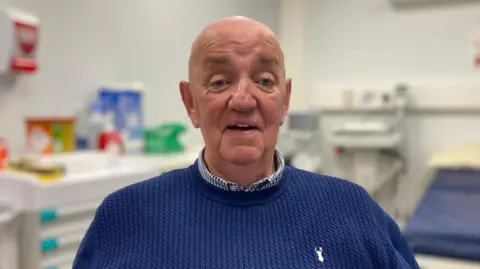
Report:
73,17,420,269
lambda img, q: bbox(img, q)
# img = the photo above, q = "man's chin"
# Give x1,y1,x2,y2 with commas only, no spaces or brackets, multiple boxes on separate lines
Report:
221,145,262,165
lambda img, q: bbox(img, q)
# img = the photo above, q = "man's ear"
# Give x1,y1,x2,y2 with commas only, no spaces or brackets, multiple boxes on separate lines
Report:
281,78,292,125
179,81,200,128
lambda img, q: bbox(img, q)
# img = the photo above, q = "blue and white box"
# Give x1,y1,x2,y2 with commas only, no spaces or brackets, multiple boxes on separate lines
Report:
97,82,145,153
98,87,121,129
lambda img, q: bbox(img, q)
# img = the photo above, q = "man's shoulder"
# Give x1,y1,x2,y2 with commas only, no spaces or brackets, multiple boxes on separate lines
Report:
99,167,192,209
288,166,369,198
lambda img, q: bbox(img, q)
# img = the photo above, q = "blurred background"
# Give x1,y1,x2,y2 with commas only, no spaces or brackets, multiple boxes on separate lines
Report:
0,0,479,268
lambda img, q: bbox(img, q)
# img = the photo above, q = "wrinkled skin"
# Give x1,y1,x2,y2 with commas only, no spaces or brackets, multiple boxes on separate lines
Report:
180,16,291,187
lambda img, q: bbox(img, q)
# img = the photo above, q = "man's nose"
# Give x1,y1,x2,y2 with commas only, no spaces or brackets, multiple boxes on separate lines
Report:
228,79,257,112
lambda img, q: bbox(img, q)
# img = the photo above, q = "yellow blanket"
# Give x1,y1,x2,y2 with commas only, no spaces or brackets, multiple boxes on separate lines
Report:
428,141,480,169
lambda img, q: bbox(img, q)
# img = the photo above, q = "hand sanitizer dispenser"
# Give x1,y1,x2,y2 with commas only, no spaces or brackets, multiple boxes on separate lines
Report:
0,8,39,74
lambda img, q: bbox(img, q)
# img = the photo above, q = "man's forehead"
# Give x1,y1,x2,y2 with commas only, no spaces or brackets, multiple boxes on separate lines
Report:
194,30,281,61
192,17,275,48
188,17,284,77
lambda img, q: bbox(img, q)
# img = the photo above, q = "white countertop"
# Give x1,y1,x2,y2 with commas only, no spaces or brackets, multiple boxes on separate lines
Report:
0,146,202,211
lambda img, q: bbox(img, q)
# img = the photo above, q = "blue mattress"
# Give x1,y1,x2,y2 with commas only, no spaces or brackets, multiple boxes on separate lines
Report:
403,169,480,261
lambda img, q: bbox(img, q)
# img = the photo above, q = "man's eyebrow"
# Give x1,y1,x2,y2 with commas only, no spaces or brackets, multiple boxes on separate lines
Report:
202,55,230,67
258,56,280,67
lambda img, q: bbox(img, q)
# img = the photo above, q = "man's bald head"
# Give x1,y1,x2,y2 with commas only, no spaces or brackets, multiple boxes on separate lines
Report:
179,16,292,180
188,16,285,81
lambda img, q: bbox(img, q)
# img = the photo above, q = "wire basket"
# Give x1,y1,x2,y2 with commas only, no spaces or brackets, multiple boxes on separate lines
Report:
0,209,19,269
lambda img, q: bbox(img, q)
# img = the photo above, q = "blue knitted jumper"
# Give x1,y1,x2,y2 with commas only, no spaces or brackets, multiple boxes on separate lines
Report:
73,162,420,269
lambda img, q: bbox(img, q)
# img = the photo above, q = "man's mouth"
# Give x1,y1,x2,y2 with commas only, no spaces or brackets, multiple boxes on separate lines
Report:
226,124,259,131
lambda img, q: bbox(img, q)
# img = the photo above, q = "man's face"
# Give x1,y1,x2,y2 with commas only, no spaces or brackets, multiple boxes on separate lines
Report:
180,23,291,165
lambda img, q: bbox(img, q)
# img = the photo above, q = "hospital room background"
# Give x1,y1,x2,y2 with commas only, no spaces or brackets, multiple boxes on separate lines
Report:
0,0,479,268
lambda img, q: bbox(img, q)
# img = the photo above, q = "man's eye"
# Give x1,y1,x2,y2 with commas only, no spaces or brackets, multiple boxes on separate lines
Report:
258,78,274,86
211,80,229,88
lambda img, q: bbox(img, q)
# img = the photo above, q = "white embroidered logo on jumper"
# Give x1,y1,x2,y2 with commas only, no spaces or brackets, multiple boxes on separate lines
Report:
315,247,324,263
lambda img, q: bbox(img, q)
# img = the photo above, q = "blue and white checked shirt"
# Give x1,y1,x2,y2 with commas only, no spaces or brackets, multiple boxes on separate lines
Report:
197,149,285,192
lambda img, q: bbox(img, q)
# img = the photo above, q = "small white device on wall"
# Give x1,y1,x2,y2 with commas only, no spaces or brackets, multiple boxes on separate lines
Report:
0,7,39,74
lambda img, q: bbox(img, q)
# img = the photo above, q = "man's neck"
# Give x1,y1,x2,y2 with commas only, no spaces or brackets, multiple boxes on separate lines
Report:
203,150,276,188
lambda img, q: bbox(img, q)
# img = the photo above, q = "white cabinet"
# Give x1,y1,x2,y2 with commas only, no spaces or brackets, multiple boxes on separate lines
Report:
0,149,200,269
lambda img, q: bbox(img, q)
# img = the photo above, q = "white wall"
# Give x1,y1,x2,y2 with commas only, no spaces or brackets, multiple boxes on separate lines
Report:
278,0,308,111
302,0,480,218
305,0,480,83
0,0,279,152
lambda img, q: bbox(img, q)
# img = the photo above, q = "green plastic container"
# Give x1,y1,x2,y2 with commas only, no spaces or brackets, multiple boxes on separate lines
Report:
144,123,187,154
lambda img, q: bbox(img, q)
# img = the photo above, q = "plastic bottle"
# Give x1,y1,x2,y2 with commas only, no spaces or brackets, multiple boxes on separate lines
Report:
86,102,105,150
98,114,123,155
121,88,144,154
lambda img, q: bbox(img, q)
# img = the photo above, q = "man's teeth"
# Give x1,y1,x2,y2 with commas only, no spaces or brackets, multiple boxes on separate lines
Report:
236,124,250,127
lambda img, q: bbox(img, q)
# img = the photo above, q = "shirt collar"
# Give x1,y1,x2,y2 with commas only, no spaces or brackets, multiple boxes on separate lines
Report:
197,148,285,192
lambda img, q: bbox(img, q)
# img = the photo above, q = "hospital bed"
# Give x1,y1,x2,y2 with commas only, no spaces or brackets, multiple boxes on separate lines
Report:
403,142,480,269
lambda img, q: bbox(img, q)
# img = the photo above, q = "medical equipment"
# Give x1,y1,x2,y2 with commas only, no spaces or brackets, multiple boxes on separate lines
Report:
327,85,409,207
0,147,200,269
282,111,322,173
403,141,480,269
0,8,39,74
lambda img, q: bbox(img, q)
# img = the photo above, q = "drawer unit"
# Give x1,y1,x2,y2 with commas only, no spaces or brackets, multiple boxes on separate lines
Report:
19,200,102,269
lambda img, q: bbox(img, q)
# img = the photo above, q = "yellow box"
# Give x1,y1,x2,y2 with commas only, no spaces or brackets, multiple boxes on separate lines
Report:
25,117,76,154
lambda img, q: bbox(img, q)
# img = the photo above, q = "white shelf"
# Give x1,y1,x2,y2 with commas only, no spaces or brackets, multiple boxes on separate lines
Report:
327,132,402,149
310,79,480,112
